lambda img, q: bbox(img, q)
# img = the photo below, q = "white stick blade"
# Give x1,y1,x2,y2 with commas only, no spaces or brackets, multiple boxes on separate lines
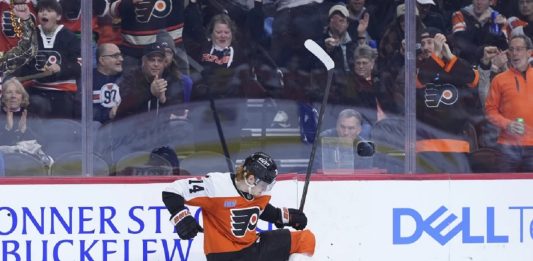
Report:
304,39,335,70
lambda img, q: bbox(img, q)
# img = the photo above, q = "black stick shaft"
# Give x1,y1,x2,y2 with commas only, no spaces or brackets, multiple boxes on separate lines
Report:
207,87,234,174
299,69,334,212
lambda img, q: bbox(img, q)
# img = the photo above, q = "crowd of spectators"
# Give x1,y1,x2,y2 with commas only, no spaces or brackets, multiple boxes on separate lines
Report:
1,0,533,175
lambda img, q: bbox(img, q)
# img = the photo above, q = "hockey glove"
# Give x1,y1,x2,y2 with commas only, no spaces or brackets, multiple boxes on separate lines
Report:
171,209,203,240
275,207,307,230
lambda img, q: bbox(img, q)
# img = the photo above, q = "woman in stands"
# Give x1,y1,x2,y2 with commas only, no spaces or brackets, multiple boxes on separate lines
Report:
0,77,36,145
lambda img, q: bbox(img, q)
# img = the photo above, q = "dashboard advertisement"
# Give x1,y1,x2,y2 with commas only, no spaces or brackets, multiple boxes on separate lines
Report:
0,176,532,260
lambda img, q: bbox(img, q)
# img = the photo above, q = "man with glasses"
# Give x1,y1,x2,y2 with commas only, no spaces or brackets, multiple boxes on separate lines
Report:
485,34,533,172
93,43,123,124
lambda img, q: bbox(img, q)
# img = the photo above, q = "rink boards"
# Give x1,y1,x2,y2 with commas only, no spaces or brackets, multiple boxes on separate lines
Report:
0,174,532,261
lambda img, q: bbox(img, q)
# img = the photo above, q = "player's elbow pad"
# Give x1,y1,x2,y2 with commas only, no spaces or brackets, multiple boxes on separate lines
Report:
162,191,186,216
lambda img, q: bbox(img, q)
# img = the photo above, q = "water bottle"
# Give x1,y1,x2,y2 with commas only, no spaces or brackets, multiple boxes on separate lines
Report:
490,11,500,35
516,118,525,135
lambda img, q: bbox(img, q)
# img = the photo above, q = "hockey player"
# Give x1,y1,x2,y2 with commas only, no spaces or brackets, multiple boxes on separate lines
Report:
162,152,316,261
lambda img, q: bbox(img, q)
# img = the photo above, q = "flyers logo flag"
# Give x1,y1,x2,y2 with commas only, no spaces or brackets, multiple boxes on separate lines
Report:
134,0,172,23
424,83,459,108
230,207,260,237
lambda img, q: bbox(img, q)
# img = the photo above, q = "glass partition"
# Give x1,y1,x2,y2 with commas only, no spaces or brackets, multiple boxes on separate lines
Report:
0,0,529,176
0,0,83,176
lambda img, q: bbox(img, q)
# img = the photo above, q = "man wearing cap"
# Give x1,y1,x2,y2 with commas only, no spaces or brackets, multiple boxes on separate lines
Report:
378,3,425,70
416,0,447,33
116,42,186,120
155,29,193,120
321,4,369,75
415,27,482,173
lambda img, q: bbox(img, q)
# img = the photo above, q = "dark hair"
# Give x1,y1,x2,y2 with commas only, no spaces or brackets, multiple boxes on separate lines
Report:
149,146,180,174
36,0,63,16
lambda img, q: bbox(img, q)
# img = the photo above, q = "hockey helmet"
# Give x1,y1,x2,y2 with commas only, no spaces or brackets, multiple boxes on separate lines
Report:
243,152,278,184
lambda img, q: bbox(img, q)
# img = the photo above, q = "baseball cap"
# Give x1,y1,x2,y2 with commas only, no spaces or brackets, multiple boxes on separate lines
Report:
143,43,165,57
155,30,176,55
329,4,349,18
416,0,436,5
418,27,442,41
397,4,419,18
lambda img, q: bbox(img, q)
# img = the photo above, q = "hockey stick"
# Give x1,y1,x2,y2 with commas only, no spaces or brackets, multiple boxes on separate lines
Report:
299,39,335,212
206,85,235,174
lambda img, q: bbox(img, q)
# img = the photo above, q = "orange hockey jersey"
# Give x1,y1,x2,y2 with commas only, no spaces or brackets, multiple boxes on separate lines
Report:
164,172,272,255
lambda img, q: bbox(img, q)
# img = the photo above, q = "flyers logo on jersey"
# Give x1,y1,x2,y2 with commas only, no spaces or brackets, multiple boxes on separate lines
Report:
34,50,61,71
230,207,260,238
424,83,459,108
134,0,172,23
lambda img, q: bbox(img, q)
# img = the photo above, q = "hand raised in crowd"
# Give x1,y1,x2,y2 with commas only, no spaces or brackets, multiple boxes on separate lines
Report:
150,74,167,103
357,13,370,38
433,33,452,60
12,1,30,21
481,46,499,66
491,50,508,72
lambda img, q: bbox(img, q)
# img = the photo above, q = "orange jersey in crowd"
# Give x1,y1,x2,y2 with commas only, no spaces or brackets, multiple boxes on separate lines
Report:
485,66,533,146
164,173,271,255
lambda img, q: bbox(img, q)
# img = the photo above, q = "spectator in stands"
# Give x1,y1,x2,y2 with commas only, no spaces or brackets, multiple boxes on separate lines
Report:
321,4,369,76
362,0,402,41
270,0,327,70
416,27,481,173
186,4,264,96
116,42,185,120
507,0,533,40
378,3,426,71
154,29,195,150
0,0,37,79
477,45,508,107
0,78,36,145
333,45,378,140
17,0,81,119
485,34,533,172
346,0,373,44
450,0,509,64
93,43,123,124
155,29,192,119
417,0,447,33
315,109,373,171
59,0,108,36
109,0,189,71
321,109,363,141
